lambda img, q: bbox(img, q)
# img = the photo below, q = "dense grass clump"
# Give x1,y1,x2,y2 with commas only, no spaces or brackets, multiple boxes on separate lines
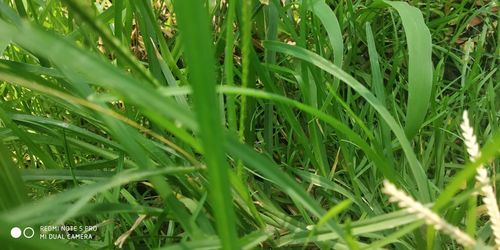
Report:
0,0,499,249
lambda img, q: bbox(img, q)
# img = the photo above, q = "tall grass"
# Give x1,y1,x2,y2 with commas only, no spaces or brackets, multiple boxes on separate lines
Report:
0,0,498,249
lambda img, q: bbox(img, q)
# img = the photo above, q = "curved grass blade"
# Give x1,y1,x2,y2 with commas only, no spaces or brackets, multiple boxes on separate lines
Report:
64,0,160,87
1,166,202,225
307,0,343,72
224,135,351,244
156,230,271,250
433,128,500,212
0,18,205,238
264,41,430,202
276,209,419,246
384,1,434,139
219,86,397,182
0,106,60,169
155,84,396,181
0,20,197,131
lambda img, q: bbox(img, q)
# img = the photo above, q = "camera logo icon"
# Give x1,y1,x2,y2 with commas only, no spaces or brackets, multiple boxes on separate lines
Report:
10,227,34,239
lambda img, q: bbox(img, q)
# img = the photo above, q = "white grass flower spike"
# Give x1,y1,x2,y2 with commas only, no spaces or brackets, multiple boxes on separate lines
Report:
461,110,500,248
382,180,476,248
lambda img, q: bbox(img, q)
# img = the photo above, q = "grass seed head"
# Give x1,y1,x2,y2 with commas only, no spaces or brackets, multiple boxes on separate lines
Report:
382,180,476,248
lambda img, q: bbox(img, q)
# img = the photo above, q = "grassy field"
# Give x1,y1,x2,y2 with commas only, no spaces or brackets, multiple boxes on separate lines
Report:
0,0,499,249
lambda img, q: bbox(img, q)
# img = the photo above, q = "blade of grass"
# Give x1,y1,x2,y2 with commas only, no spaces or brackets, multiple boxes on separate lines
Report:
157,230,271,250
224,0,237,134
173,1,239,249
0,141,26,211
152,41,189,107
276,209,419,246
302,199,352,249
130,0,166,85
20,169,115,181
219,86,396,182
64,0,160,87
307,0,343,86
263,1,278,154
0,106,60,169
225,135,353,244
238,0,252,145
383,1,434,139
0,19,198,141
248,47,323,175
1,166,202,225
433,128,500,212
154,84,396,181
264,41,430,202
365,22,395,167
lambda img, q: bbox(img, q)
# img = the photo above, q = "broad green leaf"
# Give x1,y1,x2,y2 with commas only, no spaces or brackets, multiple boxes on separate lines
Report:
384,1,434,139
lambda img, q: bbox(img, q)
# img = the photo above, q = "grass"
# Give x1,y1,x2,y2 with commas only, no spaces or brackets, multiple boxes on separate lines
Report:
0,0,498,249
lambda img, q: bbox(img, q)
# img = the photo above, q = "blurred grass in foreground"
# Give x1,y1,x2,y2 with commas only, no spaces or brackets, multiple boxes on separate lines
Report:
0,0,498,249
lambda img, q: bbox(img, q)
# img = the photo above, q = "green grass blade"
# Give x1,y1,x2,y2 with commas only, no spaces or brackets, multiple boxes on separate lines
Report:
20,169,115,181
307,0,343,72
433,128,500,212
263,1,278,154
224,0,237,133
0,106,60,169
156,230,271,250
0,15,205,238
384,1,434,139
173,1,239,249
1,166,201,225
64,0,159,87
129,0,165,85
224,135,350,244
0,37,8,55
219,86,397,182
238,0,252,145
264,41,430,201
0,141,26,211
365,22,395,167
276,209,419,246
0,19,197,132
